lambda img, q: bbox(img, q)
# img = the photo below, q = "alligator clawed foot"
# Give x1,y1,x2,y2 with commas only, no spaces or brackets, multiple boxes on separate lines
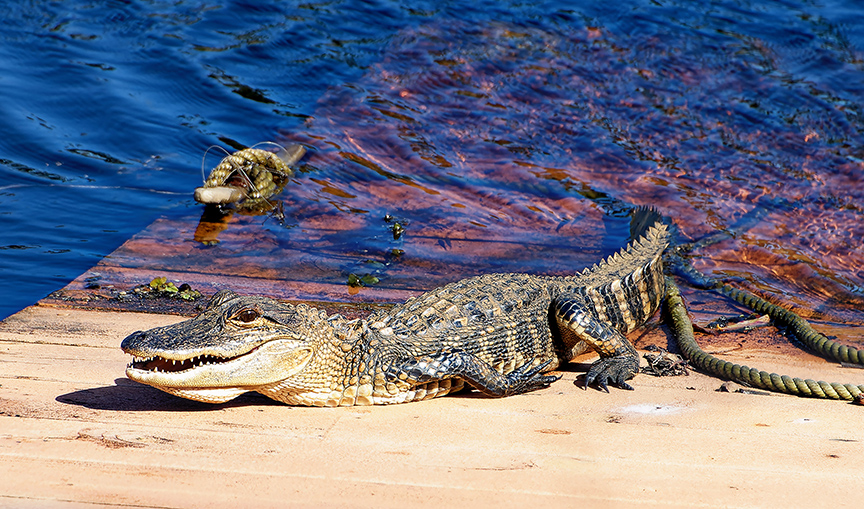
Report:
582,355,639,392
505,358,560,396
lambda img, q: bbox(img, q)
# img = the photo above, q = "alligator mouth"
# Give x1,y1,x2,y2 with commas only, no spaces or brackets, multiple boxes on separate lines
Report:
128,348,256,374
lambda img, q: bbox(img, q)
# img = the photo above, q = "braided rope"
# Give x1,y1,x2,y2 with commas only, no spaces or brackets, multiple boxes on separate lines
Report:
672,259,864,366
664,275,864,400
716,284,864,366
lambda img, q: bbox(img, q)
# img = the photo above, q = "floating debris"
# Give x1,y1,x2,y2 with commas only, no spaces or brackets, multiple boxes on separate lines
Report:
347,273,380,288
131,277,202,301
383,213,408,240
694,313,771,334
192,142,306,245
194,142,306,211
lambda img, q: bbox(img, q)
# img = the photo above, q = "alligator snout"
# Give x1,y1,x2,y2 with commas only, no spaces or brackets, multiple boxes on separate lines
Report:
120,330,146,352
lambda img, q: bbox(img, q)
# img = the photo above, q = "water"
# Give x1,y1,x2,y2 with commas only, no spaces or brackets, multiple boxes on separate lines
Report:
2,0,863,322
0,0,424,317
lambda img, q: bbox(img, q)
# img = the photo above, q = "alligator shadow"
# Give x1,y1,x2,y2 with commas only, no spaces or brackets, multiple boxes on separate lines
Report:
58,362,600,410
560,361,599,391
446,361,602,399
56,379,282,412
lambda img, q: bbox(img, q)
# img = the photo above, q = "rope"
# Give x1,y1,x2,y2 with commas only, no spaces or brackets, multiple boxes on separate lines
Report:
664,275,864,401
671,258,864,366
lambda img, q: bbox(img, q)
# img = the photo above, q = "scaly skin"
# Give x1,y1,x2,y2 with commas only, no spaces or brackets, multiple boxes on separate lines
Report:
121,208,670,406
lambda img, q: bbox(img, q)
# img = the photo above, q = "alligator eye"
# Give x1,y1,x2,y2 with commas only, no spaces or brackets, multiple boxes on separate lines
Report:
234,309,260,323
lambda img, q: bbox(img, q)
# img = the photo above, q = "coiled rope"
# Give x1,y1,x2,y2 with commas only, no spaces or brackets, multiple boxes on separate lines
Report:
664,272,864,400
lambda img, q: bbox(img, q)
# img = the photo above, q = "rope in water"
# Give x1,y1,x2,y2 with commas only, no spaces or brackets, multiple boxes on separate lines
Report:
664,272,864,401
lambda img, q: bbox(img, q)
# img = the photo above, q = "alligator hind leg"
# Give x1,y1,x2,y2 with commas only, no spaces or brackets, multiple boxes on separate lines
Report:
397,351,560,398
553,298,639,391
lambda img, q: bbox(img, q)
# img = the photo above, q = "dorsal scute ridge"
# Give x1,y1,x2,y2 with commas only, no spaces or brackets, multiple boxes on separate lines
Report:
573,220,669,285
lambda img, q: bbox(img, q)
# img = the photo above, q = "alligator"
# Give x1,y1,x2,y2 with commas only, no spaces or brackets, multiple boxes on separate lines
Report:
121,208,670,406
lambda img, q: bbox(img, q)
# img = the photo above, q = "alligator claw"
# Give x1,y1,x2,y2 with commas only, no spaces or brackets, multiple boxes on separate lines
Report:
583,355,639,392
505,358,560,396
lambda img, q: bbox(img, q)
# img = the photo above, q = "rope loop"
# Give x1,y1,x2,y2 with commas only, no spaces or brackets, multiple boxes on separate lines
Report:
664,276,864,401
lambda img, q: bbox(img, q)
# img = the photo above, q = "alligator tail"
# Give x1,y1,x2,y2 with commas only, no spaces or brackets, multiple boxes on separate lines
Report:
629,206,665,243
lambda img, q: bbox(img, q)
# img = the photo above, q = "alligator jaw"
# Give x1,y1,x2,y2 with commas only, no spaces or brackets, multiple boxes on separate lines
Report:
127,351,252,374
124,348,261,404
122,338,314,402
123,347,257,395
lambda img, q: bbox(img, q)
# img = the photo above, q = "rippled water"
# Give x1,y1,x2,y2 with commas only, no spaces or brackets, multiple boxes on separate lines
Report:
0,0,420,318
2,0,863,322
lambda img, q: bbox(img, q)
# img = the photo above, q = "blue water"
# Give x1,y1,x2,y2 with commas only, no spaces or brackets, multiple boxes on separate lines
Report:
1,0,863,320
0,0,424,318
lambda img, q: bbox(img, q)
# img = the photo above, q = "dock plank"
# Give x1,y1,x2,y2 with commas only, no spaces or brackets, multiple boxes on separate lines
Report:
2,306,864,508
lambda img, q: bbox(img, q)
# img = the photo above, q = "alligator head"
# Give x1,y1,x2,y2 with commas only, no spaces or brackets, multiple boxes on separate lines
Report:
121,290,321,403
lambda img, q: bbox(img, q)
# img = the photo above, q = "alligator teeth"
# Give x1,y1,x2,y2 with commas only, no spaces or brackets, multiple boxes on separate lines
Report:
127,352,236,373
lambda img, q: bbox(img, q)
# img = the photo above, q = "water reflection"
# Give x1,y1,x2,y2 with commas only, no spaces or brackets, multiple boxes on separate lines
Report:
3,0,864,324
277,15,863,321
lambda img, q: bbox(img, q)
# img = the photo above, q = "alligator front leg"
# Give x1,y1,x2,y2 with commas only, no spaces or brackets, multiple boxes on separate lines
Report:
554,298,640,391
396,351,560,397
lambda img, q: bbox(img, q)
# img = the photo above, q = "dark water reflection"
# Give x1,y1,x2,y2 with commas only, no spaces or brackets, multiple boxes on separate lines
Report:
1,0,863,324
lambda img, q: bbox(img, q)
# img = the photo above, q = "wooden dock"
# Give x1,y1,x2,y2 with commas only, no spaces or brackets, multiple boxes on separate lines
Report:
2,302,863,508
